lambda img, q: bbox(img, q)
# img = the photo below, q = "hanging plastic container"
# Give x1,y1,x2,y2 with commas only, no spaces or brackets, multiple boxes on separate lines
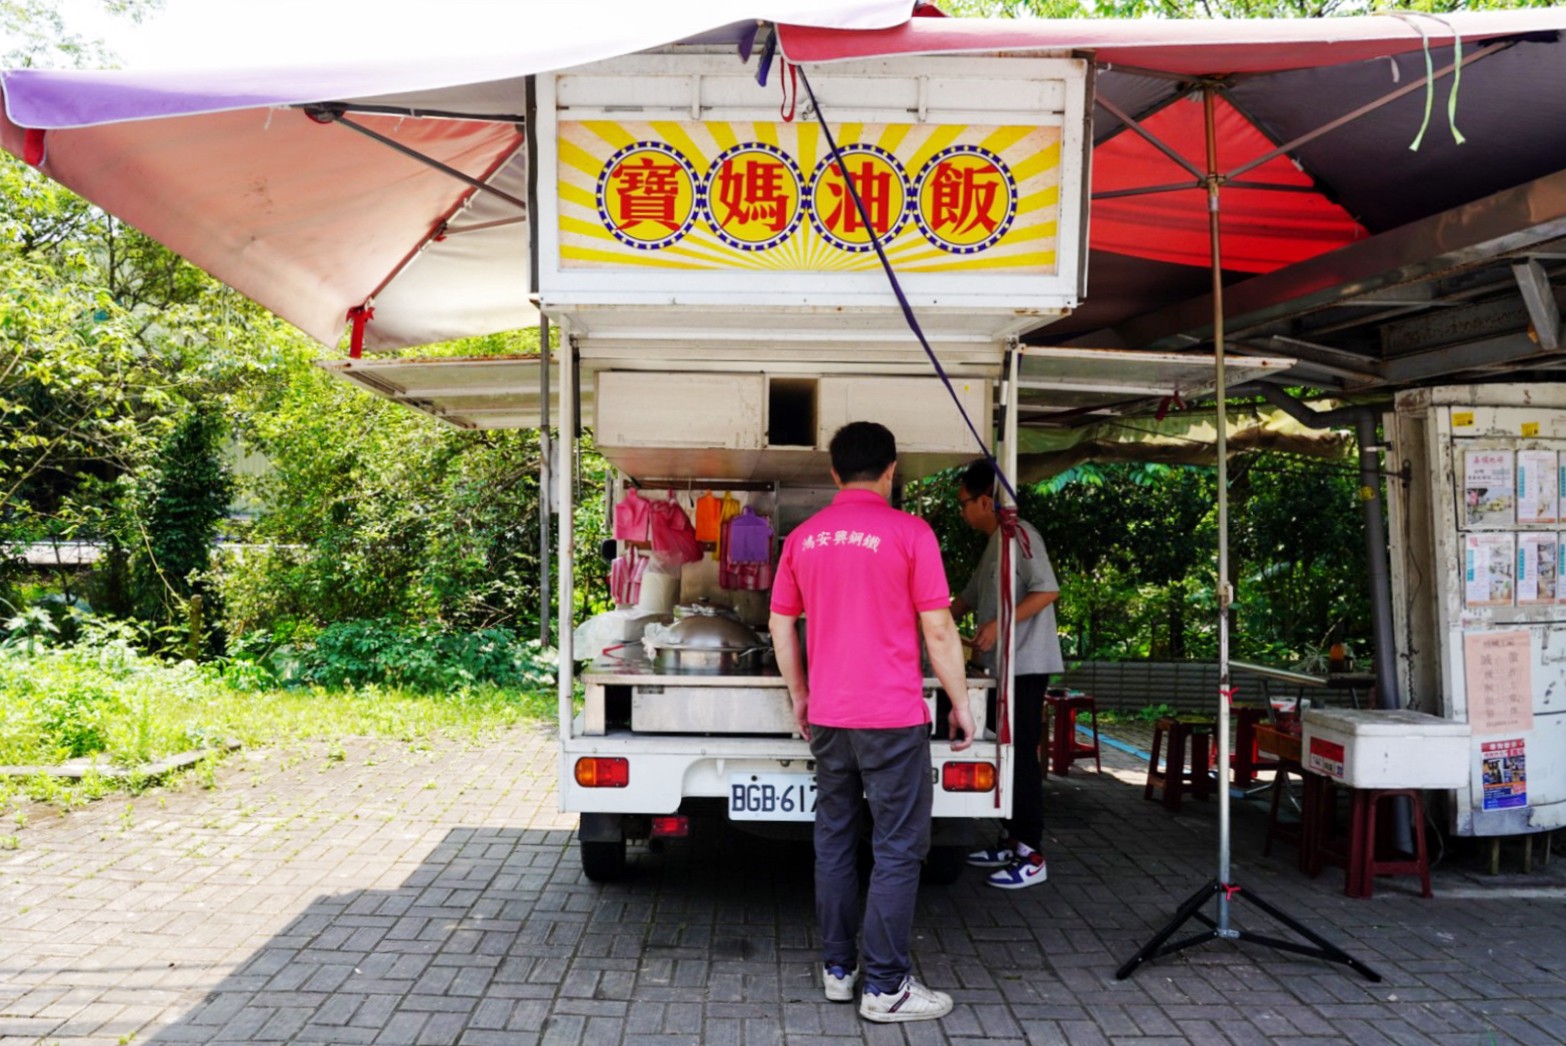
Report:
726,506,773,564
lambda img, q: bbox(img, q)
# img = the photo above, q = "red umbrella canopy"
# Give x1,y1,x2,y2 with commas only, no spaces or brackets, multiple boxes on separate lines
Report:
1091,92,1367,274
779,10,1566,342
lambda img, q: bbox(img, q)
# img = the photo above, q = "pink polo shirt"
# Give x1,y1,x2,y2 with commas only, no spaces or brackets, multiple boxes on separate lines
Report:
771,489,951,729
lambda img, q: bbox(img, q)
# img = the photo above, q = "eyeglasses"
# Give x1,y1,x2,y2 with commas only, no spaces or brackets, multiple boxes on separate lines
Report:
958,494,978,508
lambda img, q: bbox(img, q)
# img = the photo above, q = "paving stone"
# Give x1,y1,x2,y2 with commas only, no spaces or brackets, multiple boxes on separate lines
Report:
3,728,1566,1045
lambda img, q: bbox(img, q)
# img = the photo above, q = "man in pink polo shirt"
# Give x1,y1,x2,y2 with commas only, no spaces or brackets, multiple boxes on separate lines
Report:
769,421,974,1024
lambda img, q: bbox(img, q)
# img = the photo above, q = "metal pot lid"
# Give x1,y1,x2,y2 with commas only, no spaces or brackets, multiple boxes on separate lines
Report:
659,613,763,650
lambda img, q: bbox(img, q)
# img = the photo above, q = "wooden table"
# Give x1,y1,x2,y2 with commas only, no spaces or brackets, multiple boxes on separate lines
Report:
1254,723,1300,764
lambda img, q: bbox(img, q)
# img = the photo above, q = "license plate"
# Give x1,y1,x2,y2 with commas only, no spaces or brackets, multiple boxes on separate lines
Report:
729,773,817,821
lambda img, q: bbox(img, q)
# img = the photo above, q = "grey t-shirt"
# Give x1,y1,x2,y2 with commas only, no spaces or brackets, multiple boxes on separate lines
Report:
960,518,1063,676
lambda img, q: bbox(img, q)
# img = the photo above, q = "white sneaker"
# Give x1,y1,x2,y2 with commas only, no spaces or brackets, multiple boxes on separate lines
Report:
858,976,953,1023
987,852,1048,889
823,963,858,1003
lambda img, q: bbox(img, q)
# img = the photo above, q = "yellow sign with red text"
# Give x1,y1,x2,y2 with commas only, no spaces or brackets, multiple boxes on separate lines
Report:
557,121,1062,273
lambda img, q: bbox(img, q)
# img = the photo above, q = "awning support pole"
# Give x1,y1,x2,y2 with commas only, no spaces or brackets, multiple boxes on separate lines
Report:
304,106,529,212
539,315,552,648
556,330,577,738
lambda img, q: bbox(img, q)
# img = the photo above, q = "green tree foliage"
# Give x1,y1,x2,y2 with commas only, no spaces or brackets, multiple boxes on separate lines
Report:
1,141,302,624
211,330,597,644
911,455,1370,664
0,1,586,651
0,3,308,639
109,404,233,631
1228,454,1371,660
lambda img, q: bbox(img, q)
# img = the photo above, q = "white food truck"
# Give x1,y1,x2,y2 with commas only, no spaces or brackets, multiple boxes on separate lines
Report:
546,50,1096,881
333,45,1097,880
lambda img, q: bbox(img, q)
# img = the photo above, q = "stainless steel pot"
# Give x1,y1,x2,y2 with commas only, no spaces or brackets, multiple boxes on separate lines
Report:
651,646,770,673
643,607,770,673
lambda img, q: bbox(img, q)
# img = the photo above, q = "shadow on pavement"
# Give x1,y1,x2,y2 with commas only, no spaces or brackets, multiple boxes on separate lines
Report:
144,822,825,1045
139,745,1566,1045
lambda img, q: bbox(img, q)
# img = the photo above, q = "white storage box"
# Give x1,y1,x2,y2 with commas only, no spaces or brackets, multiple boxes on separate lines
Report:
1302,708,1469,788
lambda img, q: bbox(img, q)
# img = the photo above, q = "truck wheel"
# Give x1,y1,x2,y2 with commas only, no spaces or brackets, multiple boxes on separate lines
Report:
921,844,967,886
580,837,627,882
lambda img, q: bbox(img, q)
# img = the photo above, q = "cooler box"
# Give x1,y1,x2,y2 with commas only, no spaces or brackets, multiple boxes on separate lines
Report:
1301,708,1469,788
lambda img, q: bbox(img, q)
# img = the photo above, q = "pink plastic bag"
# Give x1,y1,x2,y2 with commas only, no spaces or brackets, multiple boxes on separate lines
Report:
613,488,651,542
650,497,702,564
609,550,647,606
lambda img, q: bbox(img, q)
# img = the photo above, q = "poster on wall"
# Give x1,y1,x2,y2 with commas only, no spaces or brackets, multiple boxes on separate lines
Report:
1559,540,1566,605
1464,533,1515,607
1464,449,1515,526
1480,738,1527,810
1517,533,1559,604
1516,449,1559,523
1463,629,1534,734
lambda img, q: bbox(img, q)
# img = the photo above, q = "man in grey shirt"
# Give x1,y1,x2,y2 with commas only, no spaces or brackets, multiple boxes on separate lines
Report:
949,459,1062,889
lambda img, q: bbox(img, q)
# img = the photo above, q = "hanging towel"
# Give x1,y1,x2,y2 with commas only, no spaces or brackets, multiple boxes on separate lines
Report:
613,488,651,542
727,506,774,564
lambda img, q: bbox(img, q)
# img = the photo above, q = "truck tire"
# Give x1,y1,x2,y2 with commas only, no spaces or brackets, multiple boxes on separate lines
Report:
921,844,967,886
580,837,627,882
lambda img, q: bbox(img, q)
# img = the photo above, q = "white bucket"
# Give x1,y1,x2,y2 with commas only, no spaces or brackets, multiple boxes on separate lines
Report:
637,571,680,615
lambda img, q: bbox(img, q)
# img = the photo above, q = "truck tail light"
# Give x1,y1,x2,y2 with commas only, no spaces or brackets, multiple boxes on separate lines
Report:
575,757,629,788
941,761,996,792
650,815,688,838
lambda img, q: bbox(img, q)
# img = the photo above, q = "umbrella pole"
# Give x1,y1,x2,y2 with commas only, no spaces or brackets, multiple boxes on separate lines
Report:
1116,85,1378,984
1205,82,1234,933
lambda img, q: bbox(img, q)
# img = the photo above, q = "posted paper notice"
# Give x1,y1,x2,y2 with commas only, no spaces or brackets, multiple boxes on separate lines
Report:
1464,630,1534,735
1464,533,1515,607
1481,738,1527,810
1516,449,1559,523
1517,533,1558,604
1465,450,1515,526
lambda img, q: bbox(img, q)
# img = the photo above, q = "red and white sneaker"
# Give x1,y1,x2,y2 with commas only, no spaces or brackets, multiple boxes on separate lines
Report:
986,852,1047,889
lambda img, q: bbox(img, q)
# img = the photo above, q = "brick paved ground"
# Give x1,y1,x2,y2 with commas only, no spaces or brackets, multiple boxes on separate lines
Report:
2,720,1565,1045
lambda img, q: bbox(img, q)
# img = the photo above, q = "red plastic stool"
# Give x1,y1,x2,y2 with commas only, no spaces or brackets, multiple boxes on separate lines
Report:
1232,707,1281,788
1144,716,1214,811
1346,788,1432,899
1044,693,1102,776
1304,775,1352,880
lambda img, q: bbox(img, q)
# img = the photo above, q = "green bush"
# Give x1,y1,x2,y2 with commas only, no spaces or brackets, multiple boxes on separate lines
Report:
34,680,116,757
0,625,558,807
233,618,557,693
0,622,216,766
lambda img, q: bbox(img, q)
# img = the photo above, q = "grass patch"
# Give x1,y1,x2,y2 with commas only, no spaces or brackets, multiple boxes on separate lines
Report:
0,633,557,816
1089,703,1175,726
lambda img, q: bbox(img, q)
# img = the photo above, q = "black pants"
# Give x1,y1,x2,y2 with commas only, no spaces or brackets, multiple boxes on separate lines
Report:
938,673,1049,850
1003,673,1048,851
